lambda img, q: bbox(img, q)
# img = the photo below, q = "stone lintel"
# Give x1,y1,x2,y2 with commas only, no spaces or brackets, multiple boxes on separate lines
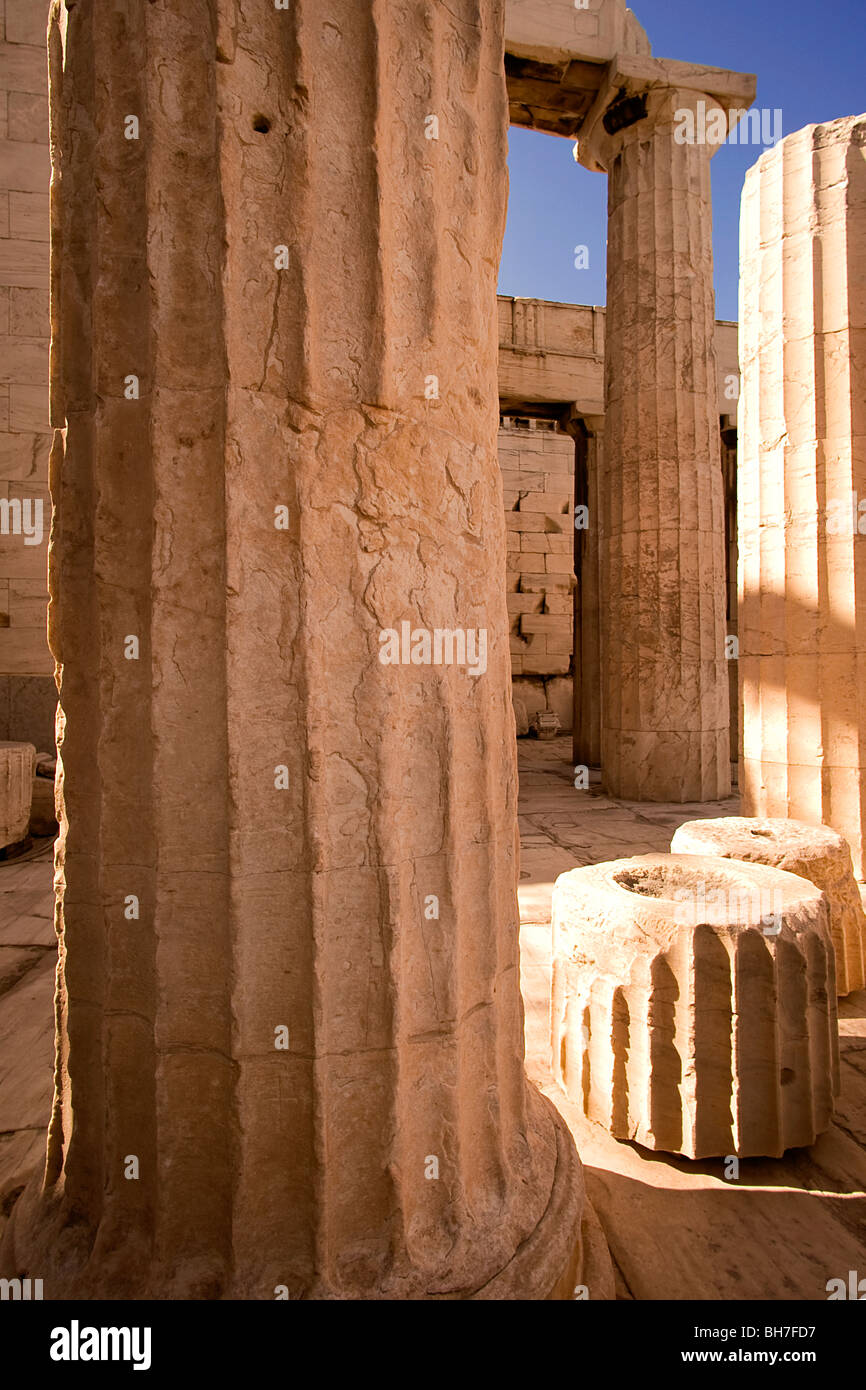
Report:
505,0,650,71
506,29,756,148
506,52,607,140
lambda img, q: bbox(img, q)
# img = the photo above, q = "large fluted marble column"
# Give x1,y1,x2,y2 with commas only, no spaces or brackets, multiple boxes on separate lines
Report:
739,115,866,883
580,85,734,801
1,0,590,1300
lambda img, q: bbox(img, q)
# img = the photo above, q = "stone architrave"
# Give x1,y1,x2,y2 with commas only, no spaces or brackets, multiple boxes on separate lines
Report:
577,68,755,801
1,0,593,1300
552,854,839,1159
671,816,866,996
738,115,866,879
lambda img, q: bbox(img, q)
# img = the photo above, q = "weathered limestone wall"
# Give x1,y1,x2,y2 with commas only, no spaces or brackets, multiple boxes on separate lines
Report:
739,115,866,877
0,0,53,750
2,0,590,1301
498,296,604,413
501,415,575,728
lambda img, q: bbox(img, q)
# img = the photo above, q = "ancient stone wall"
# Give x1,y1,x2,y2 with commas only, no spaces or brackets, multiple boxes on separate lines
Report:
501,414,575,727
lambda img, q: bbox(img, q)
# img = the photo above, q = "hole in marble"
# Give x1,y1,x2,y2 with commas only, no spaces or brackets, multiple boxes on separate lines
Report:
749,827,774,838
252,114,271,134
780,1068,796,1086
614,864,736,899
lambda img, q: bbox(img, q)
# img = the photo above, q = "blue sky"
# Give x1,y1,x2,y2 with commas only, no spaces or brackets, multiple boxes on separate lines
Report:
500,0,866,320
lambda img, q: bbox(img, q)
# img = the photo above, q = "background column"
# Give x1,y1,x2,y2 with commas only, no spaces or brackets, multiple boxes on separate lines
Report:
570,413,603,770
594,88,731,802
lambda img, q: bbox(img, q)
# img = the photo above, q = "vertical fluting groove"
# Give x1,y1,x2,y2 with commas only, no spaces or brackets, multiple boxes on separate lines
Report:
91,0,158,1283
48,0,161,1285
367,0,451,1282
625,978,650,1142
609,986,628,1134
213,0,320,1296
313,0,399,1292
142,0,233,1296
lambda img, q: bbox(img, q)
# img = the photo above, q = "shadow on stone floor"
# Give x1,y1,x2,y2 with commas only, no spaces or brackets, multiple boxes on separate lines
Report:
527,1014,866,1300
582,1163,866,1300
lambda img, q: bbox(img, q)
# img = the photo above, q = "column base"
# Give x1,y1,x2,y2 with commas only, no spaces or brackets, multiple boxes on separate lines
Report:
603,730,731,803
1,1090,605,1301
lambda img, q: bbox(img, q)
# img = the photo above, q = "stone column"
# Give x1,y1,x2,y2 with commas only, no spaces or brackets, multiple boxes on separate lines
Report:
582,87,731,801
739,115,866,880
1,0,590,1300
570,414,603,770
720,423,739,766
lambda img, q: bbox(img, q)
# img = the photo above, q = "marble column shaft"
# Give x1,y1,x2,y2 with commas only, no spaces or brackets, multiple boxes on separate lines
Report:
2,0,586,1300
600,89,731,801
572,416,603,770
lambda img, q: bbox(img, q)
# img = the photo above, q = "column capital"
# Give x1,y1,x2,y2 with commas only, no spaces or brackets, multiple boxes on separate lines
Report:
574,52,756,172
580,413,605,439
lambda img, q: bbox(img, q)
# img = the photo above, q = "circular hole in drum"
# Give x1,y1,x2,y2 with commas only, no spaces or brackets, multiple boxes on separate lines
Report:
613,864,734,900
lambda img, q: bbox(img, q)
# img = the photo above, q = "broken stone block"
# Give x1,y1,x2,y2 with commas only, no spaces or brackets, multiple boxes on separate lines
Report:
533,710,561,740
671,817,866,998
0,742,35,849
551,854,840,1159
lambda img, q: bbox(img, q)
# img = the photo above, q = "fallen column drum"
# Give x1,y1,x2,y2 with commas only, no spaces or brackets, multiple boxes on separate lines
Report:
551,854,840,1159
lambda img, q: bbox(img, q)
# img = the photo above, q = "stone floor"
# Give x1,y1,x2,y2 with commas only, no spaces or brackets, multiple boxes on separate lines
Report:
0,741,864,1298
